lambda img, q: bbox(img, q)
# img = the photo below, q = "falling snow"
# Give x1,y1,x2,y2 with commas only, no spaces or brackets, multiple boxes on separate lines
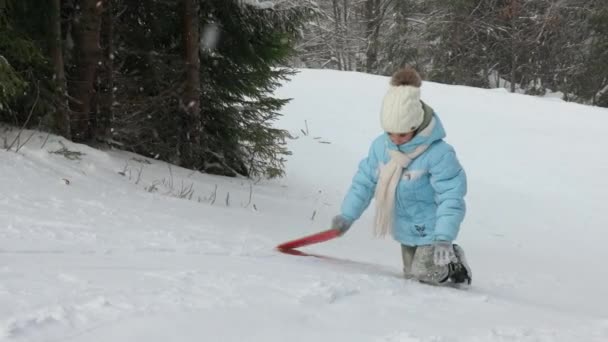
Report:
201,24,220,51
239,0,275,9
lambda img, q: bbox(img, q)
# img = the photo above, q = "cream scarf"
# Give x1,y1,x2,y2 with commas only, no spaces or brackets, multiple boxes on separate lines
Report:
373,118,435,237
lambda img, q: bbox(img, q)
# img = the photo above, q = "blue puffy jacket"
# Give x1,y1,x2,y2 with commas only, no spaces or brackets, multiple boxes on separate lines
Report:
340,113,466,246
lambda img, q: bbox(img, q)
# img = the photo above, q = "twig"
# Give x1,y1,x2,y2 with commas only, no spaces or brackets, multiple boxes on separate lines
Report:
135,164,144,184
204,149,242,177
17,130,37,153
147,182,158,193
132,157,152,164
177,181,194,199
118,161,129,176
209,184,218,205
245,182,254,207
40,131,52,149
49,141,85,160
167,163,174,190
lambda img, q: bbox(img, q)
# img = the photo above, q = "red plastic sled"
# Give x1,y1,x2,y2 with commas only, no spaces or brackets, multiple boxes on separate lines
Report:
276,228,341,251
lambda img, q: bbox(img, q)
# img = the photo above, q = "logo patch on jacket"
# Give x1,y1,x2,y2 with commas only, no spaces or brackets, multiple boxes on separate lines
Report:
414,224,427,237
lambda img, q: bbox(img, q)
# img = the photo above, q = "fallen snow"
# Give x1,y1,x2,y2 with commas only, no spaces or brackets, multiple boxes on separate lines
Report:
1,69,608,341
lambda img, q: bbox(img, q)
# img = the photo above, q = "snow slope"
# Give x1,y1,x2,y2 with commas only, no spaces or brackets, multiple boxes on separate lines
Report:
1,69,608,341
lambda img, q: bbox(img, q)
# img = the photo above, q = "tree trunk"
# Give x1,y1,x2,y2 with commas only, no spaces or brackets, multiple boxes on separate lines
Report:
332,0,343,70
343,0,351,70
97,0,114,141
365,0,381,73
50,0,71,139
509,0,518,93
180,0,201,166
69,0,102,142
510,27,516,93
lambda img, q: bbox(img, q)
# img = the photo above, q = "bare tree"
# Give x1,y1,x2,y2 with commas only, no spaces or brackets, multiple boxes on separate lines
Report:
69,0,103,141
364,0,396,73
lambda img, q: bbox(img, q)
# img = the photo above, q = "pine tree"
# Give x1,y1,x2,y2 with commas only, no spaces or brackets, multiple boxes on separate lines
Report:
380,0,424,75
568,3,608,107
108,0,311,178
0,1,25,112
0,0,54,126
1,0,311,179
589,7,608,107
0,54,25,113
423,0,494,87
198,0,310,178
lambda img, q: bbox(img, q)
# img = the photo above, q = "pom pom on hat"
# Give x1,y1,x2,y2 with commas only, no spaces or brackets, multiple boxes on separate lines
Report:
380,67,424,134
390,67,422,87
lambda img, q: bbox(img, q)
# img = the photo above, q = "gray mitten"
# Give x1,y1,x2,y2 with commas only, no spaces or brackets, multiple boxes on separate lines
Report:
433,241,456,266
331,215,353,235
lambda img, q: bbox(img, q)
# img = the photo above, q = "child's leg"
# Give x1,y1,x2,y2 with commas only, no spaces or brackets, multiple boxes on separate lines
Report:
401,245,417,279
410,245,450,285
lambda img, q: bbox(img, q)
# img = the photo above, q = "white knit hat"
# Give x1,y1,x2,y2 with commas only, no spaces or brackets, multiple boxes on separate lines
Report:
380,67,424,134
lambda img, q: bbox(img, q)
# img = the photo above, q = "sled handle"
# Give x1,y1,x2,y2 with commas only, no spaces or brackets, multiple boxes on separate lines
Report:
276,228,341,250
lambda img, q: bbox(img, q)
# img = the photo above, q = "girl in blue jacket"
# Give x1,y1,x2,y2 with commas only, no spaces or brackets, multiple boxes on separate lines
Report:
331,67,472,286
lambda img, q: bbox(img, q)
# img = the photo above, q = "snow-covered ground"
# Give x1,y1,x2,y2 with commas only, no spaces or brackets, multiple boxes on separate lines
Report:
1,69,608,341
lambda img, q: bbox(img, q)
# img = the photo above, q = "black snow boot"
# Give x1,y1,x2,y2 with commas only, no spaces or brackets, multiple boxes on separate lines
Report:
449,244,472,285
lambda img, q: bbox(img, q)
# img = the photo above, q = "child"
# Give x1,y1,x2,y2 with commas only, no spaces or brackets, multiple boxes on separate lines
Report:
331,67,472,285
